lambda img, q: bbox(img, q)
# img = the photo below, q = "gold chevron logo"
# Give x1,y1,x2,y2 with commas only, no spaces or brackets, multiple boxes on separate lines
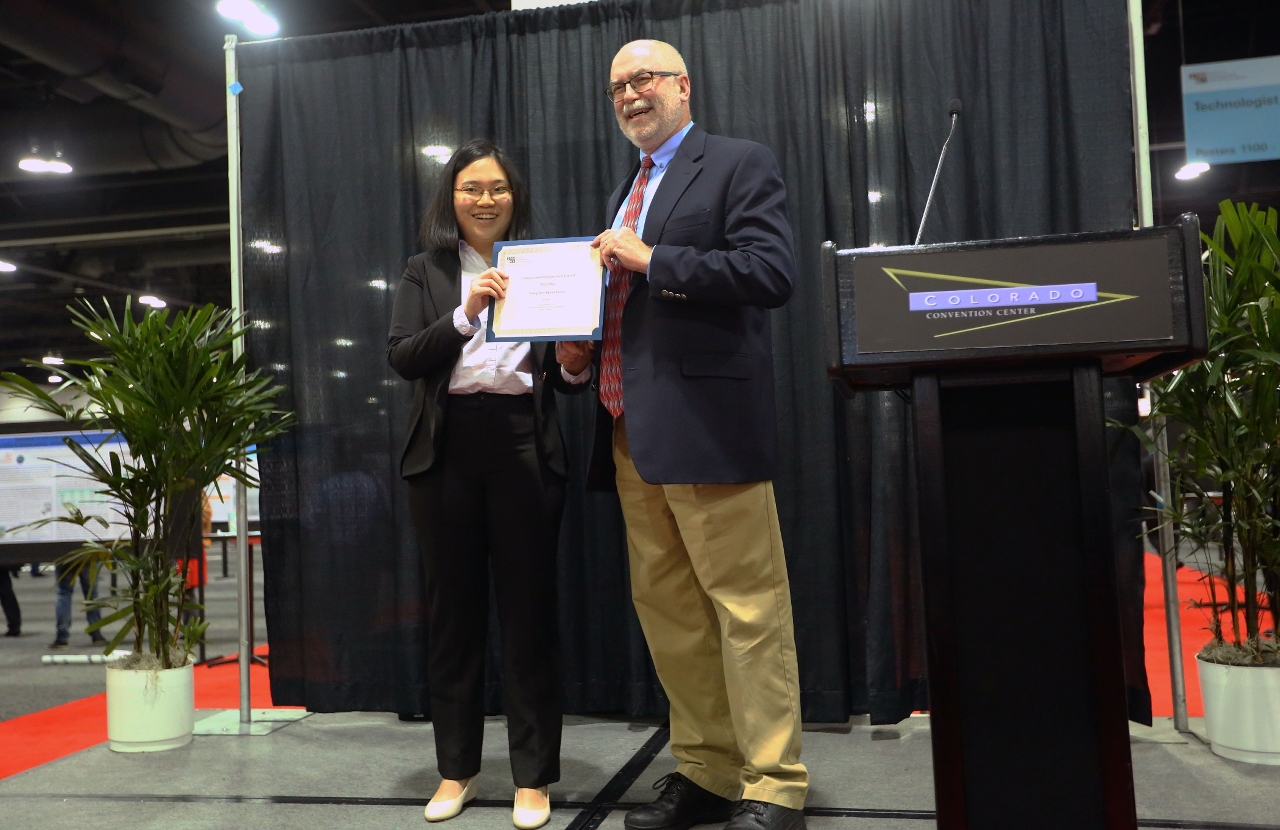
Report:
883,267,1138,337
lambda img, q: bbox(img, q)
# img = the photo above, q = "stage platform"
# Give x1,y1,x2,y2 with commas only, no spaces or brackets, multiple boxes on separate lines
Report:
1,712,1278,829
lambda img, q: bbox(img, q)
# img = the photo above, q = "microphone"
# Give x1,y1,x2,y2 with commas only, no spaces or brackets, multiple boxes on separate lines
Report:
914,98,962,245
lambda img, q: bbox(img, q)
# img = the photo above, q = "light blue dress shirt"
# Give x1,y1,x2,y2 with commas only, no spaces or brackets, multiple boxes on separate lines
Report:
611,121,696,238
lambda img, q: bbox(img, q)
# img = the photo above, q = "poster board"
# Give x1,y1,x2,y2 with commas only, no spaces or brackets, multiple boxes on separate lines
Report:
0,422,259,563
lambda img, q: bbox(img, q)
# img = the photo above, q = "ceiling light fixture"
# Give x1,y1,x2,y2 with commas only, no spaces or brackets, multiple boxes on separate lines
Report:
0,260,16,272
18,155,72,175
138,295,167,308
216,0,280,37
48,375,62,384
42,356,64,365
1175,161,1210,180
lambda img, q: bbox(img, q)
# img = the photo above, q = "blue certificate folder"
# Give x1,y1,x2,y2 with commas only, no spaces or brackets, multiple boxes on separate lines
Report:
486,236,607,342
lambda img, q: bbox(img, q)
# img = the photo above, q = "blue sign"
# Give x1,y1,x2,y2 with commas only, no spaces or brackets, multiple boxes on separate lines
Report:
1182,55,1280,165
909,283,1097,312
0,430,121,450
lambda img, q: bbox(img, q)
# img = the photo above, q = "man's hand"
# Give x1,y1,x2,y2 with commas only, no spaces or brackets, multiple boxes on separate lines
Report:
592,227,652,274
464,268,509,320
555,340,595,375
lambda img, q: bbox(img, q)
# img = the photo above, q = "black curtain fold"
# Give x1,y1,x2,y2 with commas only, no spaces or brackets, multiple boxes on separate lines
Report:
240,0,1146,722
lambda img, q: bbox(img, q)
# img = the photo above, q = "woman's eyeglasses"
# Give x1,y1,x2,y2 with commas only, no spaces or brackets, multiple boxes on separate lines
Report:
454,185,512,202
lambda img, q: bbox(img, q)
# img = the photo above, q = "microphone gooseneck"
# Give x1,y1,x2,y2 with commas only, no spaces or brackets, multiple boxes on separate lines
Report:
914,100,962,246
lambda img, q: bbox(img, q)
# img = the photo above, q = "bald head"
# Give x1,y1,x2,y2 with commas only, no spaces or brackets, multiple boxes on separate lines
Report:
612,40,687,75
609,40,692,153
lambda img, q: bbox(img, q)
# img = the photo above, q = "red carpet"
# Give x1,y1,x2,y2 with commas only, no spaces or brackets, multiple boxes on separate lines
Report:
0,644,290,781
1142,550,1275,718
0,559,1255,779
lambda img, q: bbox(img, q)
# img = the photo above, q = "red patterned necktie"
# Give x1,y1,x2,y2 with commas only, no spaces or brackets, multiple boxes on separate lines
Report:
599,155,654,418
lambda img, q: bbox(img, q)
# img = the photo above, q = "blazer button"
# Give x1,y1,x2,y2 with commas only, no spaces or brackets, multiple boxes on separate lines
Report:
540,372,547,380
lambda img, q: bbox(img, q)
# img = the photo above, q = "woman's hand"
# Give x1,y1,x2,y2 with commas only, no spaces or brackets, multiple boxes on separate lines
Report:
556,340,595,375
464,268,509,320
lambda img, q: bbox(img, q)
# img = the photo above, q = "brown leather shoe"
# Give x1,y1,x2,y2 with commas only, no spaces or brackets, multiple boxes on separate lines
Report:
623,773,736,830
723,801,806,830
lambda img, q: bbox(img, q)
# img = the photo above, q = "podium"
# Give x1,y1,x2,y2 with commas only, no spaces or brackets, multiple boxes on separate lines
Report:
820,216,1206,829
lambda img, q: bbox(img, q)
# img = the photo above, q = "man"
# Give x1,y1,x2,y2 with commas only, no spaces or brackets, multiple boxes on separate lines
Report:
1,566,20,637
51,562,105,648
576,38,808,830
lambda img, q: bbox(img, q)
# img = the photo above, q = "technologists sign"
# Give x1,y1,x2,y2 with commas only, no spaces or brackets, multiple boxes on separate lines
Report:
1182,55,1280,165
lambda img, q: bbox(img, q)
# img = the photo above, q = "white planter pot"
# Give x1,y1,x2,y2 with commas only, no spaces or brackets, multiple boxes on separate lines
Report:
106,663,195,753
1197,656,1280,765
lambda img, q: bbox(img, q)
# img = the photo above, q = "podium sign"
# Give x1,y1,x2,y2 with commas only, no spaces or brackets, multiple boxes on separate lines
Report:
828,220,1204,386
821,217,1206,830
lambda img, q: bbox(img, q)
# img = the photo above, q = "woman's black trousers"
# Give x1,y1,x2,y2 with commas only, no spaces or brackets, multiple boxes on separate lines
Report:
407,392,564,788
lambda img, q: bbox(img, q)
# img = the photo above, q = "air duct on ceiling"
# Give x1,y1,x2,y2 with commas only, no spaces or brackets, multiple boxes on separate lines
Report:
0,103,227,183
0,0,226,152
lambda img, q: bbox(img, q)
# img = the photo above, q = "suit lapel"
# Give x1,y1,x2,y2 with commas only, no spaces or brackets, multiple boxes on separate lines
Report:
531,342,547,376
423,250,461,322
640,126,706,248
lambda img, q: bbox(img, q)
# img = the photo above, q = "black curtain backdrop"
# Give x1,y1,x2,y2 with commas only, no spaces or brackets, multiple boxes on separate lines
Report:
239,0,1151,725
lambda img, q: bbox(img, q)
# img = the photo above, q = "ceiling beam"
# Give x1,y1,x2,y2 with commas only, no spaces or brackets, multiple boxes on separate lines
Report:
0,223,230,250
0,294,68,316
1,169,225,197
0,323,84,342
0,206,228,234
10,261,195,308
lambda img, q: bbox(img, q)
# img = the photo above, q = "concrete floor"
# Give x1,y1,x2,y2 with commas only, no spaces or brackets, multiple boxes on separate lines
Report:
3,546,1279,829
0,543,267,721
1,712,1278,829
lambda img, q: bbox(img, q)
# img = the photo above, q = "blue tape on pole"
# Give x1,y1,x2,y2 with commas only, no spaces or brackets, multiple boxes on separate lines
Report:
229,81,244,95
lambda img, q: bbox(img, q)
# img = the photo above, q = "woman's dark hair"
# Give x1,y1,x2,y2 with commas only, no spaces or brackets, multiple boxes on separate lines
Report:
419,138,532,255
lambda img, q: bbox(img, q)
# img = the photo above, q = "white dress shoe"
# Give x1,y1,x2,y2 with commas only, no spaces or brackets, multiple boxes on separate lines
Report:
425,777,479,822
512,787,550,830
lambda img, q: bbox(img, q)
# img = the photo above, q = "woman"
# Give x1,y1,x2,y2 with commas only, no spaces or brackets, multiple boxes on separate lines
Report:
387,139,591,829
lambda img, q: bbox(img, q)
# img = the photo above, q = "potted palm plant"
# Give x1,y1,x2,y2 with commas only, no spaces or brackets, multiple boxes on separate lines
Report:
1146,199,1280,765
0,300,292,752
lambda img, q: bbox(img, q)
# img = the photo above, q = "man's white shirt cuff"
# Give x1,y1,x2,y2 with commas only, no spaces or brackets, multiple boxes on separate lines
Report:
562,364,592,385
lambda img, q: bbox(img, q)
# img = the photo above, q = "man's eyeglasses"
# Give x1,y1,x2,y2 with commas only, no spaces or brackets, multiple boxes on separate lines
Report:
605,70,682,102
454,185,512,202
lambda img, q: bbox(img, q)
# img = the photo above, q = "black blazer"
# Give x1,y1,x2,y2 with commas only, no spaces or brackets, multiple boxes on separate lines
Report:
387,248,583,480
586,125,796,489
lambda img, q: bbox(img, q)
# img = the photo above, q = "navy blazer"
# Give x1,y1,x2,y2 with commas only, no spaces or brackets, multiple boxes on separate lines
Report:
586,125,796,488
387,248,583,480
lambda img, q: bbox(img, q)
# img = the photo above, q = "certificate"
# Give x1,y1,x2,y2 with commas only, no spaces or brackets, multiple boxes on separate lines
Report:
486,237,606,342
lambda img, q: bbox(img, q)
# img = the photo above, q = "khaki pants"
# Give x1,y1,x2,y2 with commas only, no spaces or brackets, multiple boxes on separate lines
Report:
613,419,808,809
